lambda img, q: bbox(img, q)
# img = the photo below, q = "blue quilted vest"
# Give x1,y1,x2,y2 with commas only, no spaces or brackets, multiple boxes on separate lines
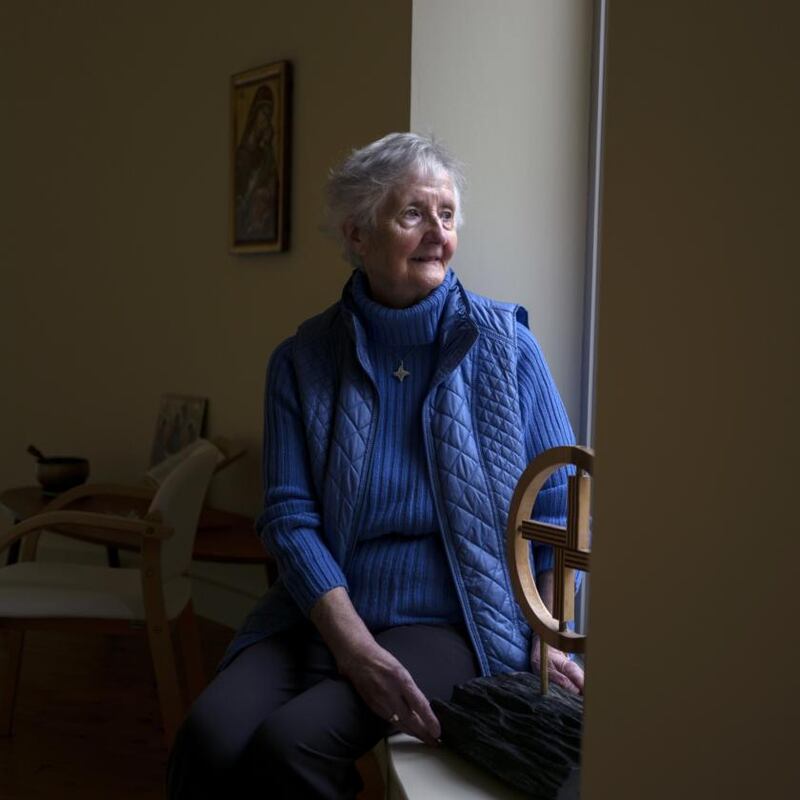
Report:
224,274,532,676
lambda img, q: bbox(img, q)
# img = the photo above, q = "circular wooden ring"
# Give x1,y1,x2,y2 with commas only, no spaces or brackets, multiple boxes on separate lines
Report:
505,445,593,654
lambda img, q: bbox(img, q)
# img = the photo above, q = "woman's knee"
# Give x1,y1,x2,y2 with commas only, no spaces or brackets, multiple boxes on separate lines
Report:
167,688,262,799
166,709,231,799
179,693,247,767
244,714,363,799
247,714,302,772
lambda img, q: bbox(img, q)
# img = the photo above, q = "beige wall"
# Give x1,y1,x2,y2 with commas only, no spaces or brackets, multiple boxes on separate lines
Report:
410,0,594,430
0,0,411,517
0,0,411,625
581,2,799,797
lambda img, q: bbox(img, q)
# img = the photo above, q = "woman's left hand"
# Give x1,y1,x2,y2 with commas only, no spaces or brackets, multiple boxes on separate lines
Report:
530,638,584,695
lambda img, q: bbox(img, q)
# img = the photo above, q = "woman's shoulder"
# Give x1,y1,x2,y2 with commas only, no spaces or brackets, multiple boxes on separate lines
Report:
267,300,345,364
455,279,530,339
265,336,296,381
266,302,349,389
295,299,345,344
515,320,546,365
457,281,540,356
514,319,563,402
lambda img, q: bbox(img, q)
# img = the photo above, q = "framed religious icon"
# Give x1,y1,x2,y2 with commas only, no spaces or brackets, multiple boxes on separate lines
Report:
230,60,292,254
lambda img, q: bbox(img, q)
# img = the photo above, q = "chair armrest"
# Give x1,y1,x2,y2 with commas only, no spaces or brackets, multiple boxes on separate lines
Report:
0,510,172,553
45,482,156,511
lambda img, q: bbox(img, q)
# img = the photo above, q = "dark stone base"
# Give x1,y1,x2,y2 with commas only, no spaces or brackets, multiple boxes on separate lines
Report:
431,671,583,799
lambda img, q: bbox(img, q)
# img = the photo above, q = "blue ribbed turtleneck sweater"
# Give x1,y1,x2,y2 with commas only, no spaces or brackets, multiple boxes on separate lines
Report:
346,269,462,630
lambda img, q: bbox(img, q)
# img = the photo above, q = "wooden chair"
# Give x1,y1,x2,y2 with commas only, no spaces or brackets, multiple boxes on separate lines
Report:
0,440,220,748
12,435,245,569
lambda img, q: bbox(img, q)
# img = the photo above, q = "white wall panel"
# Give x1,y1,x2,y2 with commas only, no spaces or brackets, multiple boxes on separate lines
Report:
411,0,594,430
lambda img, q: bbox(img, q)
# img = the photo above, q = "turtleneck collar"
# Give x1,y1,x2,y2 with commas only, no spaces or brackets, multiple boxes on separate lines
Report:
348,268,454,347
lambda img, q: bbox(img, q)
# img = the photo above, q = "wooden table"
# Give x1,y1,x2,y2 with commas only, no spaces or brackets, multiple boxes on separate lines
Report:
0,485,277,583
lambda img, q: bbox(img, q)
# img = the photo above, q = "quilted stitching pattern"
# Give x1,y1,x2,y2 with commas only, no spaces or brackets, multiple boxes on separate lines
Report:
473,332,531,636
295,309,337,499
295,313,376,565
430,335,529,676
325,361,374,564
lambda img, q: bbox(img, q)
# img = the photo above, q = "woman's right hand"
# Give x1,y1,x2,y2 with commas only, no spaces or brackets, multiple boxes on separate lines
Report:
310,587,441,745
337,638,441,746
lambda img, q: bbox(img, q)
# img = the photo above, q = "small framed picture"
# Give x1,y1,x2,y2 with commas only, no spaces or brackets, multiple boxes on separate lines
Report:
230,60,292,254
150,394,208,467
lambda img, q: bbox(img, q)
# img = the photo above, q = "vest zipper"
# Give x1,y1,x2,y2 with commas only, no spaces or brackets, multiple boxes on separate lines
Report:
422,392,490,676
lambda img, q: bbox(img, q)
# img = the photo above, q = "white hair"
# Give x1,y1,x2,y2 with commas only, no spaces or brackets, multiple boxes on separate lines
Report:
325,132,465,265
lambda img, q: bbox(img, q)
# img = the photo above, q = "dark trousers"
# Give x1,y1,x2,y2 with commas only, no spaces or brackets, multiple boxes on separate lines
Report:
167,623,478,799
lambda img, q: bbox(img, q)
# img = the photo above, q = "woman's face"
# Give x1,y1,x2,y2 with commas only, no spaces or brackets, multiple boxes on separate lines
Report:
347,170,458,308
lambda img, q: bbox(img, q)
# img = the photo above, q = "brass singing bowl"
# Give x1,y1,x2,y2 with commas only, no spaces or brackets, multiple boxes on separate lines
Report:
36,456,90,494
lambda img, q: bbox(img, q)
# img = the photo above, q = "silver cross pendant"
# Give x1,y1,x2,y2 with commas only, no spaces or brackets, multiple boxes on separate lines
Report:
393,361,411,383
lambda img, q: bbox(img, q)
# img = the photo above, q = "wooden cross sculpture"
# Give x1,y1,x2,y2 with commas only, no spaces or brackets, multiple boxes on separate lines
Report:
506,445,593,694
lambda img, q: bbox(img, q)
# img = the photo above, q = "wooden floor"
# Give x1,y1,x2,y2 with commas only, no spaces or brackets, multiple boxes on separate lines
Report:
0,619,383,799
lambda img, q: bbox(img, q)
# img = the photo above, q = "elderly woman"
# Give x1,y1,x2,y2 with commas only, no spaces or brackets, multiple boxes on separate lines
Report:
167,133,583,799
